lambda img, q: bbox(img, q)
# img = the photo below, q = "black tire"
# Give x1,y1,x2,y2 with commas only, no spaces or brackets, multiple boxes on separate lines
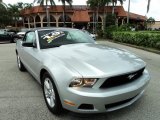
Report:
17,54,26,71
42,72,62,115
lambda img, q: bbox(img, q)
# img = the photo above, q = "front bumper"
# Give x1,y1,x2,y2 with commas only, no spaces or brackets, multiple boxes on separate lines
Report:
61,69,150,113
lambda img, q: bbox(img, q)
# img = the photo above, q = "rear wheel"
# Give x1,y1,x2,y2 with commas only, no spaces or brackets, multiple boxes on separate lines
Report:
42,72,62,115
17,54,26,71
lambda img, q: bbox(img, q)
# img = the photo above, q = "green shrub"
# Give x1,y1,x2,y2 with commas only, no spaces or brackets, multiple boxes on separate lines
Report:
104,25,117,39
112,32,160,50
156,42,160,49
117,24,133,31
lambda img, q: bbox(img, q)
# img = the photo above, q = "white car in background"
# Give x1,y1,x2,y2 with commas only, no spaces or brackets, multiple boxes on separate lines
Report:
82,30,96,40
14,28,30,42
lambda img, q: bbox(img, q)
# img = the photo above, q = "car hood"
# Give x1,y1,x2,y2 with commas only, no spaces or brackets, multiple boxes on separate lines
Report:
43,43,146,77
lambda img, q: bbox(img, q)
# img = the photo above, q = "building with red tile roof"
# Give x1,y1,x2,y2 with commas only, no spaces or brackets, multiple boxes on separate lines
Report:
21,5,147,29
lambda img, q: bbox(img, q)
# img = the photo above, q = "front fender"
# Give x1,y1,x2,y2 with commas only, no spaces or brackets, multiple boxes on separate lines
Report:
39,57,82,100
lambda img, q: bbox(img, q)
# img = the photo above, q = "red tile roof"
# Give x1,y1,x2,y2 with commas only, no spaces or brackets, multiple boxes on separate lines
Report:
115,6,126,17
21,5,72,14
21,5,146,21
125,12,147,21
72,10,90,22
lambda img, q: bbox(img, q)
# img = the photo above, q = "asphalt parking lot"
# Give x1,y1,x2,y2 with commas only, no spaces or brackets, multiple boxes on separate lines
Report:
0,41,160,120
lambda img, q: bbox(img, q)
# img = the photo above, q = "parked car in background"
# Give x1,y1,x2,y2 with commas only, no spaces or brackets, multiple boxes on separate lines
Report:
16,27,150,115
82,30,96,40
0,29,14,43
13,28,29,42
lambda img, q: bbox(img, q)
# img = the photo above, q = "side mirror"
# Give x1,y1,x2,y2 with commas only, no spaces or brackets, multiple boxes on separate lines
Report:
22,42,34,47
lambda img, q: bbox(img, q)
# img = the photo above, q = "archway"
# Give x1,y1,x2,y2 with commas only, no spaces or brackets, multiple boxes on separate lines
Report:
89,15,102,32
58,15,72,27
29,16,34,28
43,15,56,27
35,15,41,27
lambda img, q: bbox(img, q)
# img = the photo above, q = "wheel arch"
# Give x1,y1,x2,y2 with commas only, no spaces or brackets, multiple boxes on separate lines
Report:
40,68,48,84
40,68,58,87
15,49,18,55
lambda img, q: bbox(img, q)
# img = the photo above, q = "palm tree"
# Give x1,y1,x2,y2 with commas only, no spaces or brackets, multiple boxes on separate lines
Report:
0,3,11,27
112,0,124,14
33,0,56,27
87,0,112,31
23,3,33,9
127,0,151,24
58,0,72,26
0,0,7,8
102,0,111,29
87,0,100,33
127,0,130,23
147,0,151,13
8,4,20,27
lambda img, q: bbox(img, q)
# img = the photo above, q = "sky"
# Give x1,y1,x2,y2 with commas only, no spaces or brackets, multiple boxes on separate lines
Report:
3,0,160,21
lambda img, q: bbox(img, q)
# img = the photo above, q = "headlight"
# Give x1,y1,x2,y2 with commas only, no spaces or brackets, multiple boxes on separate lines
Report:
69,78,97,87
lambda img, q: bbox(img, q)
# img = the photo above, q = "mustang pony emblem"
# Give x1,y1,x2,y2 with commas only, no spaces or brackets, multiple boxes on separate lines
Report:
128,74,137,80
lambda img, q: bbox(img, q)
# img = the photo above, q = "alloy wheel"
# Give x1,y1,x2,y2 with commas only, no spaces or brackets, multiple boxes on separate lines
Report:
44,78,56,108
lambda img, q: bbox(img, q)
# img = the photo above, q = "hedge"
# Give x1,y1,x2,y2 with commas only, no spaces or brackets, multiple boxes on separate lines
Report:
112,32,160,50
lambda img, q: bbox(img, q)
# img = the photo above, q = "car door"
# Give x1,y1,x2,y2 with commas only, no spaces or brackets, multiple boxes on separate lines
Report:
20,31,41,80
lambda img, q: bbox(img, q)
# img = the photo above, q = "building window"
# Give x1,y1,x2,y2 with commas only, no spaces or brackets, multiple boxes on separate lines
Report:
24,17,28,23
35,15,41,22
29,16,34,28
58,15,72,27
90,15,102,30
43,15,56,27
35,15,41,27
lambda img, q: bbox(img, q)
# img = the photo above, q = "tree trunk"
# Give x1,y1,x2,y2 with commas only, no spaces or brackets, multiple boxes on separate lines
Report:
127,0,130,24
93,11,96,34
63,3,66,27
96,6,99,32
103,4,108,31
46,0,50,27
112,2,115,15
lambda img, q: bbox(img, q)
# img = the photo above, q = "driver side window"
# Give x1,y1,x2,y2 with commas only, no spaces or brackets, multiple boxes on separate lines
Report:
24,32,36,43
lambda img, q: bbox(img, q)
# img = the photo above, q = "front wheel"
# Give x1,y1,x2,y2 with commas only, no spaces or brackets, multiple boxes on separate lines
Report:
42,72,62,115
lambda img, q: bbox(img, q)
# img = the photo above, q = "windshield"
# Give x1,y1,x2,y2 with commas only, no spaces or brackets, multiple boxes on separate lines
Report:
38,29,95,49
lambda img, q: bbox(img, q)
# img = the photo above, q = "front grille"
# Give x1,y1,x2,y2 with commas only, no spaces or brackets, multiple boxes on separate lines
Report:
100,67,145,89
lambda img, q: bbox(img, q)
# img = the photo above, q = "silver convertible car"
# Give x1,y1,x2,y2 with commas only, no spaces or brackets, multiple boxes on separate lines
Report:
16,27,150,115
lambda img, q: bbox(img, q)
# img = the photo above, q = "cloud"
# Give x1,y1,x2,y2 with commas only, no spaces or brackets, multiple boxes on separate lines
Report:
131,0,140,3
123,0,160,20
